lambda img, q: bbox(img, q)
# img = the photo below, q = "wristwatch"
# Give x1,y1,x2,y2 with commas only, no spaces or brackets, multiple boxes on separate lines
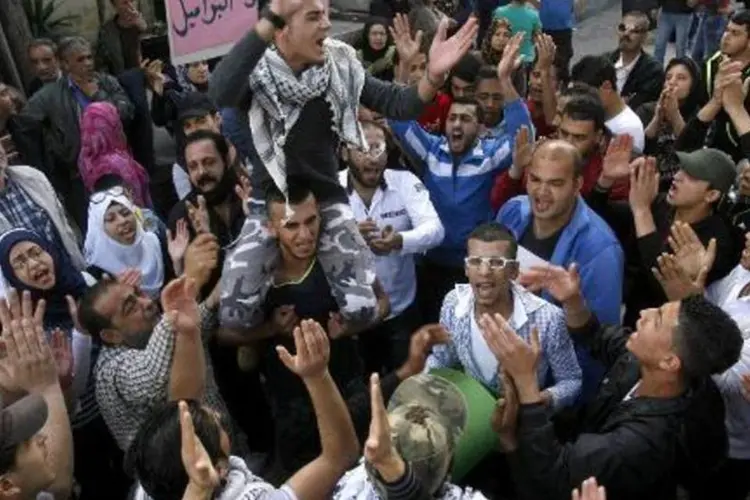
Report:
261,7,286,30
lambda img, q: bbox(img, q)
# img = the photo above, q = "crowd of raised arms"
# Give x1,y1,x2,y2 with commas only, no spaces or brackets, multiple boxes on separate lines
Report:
3,0,750,498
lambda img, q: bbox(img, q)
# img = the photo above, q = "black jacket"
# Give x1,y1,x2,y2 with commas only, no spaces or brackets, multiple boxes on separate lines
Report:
118,68,155,176
509,316,727,500
608,49,664,111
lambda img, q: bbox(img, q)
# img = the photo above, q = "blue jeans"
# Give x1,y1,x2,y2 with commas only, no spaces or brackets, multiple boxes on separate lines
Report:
691,11,727,63
654,11,692,65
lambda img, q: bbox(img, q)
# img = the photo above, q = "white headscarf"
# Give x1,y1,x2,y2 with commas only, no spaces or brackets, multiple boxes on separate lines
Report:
84,190,164,298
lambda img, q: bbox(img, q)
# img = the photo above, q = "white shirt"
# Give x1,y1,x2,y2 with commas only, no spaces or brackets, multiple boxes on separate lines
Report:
340,169,444,318
615,53,641,94
706,265,750,459
606,106,645,153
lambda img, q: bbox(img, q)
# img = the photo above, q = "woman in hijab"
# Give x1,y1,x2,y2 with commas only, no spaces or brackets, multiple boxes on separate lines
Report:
84,189,165,299
637,56,708,191
151,60,211,133
357,18,397,81
79,102,152,208
0,228,132,499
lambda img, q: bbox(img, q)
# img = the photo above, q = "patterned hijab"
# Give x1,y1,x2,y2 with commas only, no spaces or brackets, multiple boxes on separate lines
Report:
176,62,210,93
0,228,88,331
78,102,152,208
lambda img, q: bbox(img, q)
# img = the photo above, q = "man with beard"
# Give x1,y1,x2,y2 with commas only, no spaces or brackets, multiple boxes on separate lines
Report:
79,237,248,456
676,10,750,161
388,35,531,322
606,10,663,111
340,120,444,374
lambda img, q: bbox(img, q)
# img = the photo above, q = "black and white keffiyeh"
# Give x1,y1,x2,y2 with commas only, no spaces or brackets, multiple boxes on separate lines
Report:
248,38,368,210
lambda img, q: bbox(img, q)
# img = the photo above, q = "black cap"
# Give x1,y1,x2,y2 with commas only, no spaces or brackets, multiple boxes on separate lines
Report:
176,92,218,124
675,148,737,194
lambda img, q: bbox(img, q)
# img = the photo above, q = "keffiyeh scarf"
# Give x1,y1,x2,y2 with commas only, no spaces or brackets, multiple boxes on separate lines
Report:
248,38,367,211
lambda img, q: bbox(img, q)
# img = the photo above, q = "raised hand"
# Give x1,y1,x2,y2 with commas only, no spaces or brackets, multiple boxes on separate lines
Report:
601,135,634,182
327,312,347,339
117,268,143,289
628,156,659,211
398,323,450,378
572,478,607,500
234,176,253,218
497,32,524,81
179,401,220,493
183,234,220,290
667,222,716,281
141,59,165,94
370,225,403,255
0,289,57,394
269,0,305,19
49,328,73,389
519,263,581,304
427,16,478,82
389,13,422,64
167,219,190,266
652,253,708,301
186,195,210,235
479,314,540,379
161,277,201,334
534,33,556,70
511,126,533,177
65,295,85,334
276,319,330,380
364,373,400,467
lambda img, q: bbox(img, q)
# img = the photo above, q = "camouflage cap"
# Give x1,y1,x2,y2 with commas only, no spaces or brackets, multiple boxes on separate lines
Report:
385,373,468,494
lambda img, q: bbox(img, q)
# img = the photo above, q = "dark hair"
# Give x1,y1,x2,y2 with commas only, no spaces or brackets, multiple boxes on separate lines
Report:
481,18,512,66
78,280,115,341
623,10,651,29
183,129,230,167
129,400,226,500
449,97,484,124
28,38,57,55
93,174,126,193
571,55,617,90
560,82,600,101
468,222,518,258
674,295,743,383
730,9,750,32
665,56,708,118
265,178,315,208
450,54,482,85
562,94,607,132
477,65,499,84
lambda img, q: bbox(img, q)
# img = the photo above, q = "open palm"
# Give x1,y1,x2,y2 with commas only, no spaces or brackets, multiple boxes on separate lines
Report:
427,17,478,79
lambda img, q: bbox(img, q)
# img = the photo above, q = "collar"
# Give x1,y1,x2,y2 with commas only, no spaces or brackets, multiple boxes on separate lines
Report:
615,52,641,71
453,282,547,329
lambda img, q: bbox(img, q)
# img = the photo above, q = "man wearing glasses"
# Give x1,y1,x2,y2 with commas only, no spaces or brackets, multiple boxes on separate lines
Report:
608,10,664,111
425,222,582,410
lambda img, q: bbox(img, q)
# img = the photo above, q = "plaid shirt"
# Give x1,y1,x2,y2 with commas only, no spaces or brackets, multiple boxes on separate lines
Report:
95,303,245,453
0,176,62,250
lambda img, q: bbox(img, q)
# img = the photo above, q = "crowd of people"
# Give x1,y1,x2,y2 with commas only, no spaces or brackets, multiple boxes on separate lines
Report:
0,0,749,498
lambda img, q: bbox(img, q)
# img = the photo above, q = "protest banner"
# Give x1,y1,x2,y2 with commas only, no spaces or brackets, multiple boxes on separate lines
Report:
165,0,259,65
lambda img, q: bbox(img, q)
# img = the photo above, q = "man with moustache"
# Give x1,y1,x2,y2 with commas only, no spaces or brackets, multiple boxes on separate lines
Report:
340,120,444,374
606,10,663,111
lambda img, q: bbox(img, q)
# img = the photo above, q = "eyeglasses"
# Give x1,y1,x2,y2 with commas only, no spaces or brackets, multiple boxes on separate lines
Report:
464,256,517,270
617,23,647,34
10,245,44,271
351,141,387,159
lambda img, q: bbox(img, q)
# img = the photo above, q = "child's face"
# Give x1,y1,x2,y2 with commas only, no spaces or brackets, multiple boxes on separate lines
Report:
491,24,511,52
407,54,428,86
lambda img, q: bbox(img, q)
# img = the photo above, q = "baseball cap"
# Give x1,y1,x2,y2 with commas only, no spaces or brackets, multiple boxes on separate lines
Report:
0,394,48,471
675,148,737,194
176,92,218,124
369,373,467,495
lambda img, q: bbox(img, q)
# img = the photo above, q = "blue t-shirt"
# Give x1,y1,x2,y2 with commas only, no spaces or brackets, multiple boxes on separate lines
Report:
540,0,574,30
493,3,542,62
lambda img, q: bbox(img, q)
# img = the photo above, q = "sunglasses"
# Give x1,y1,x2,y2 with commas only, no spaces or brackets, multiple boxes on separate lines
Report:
618,23,647,34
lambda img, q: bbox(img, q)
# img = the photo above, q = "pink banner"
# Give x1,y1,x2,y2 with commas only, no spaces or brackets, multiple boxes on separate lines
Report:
166,0,259,65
